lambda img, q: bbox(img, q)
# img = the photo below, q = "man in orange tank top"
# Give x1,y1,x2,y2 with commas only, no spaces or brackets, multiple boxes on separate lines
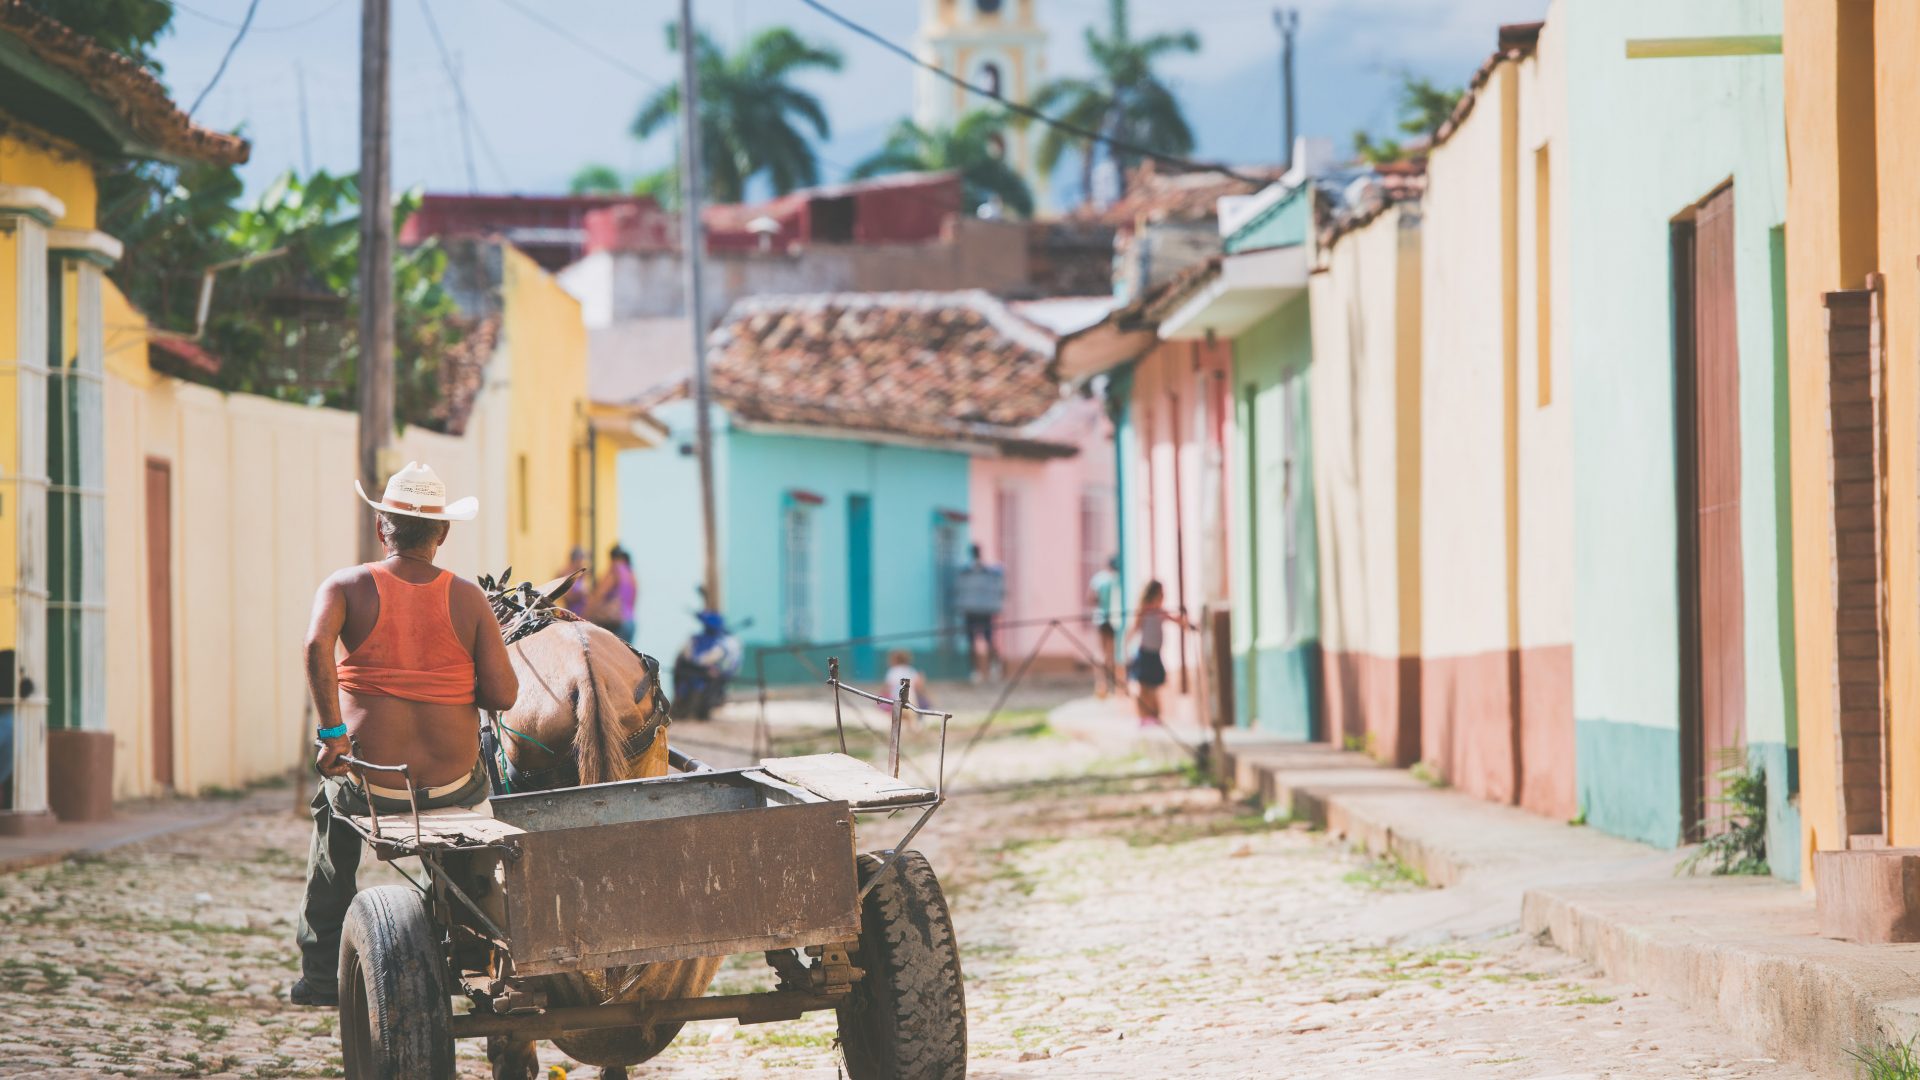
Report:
290,463,520,1007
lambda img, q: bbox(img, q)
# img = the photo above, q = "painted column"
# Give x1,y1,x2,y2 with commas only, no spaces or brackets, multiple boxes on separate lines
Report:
0,184,59,820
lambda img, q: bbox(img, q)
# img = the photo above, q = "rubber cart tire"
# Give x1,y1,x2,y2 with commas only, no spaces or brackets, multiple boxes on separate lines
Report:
838,850,968,1080
338,885,455,1080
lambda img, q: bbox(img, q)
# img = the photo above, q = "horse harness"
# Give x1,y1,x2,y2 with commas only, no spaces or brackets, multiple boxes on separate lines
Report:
478,572,673,796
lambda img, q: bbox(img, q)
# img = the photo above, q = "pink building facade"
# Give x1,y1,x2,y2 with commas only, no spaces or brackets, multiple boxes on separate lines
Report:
967,396,1117,671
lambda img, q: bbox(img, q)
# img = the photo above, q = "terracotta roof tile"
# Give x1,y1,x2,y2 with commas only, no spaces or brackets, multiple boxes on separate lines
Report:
0,2,249,165
645,292,1069,453
1076,160,1285,229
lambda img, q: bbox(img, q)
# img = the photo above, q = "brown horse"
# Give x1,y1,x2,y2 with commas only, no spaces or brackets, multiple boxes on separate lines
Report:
481,579,721,1080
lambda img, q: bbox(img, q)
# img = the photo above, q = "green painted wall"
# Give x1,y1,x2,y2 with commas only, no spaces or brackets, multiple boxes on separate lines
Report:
1225,185,1310,255
1564,0,1796,871
1230,295,1322,737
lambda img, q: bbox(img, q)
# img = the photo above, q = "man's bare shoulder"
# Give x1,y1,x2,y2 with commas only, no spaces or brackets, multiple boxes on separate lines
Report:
316,564,372,596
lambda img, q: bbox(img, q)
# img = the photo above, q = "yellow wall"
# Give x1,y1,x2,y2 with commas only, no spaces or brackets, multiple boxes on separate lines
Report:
0,133,96,228
1784,0,1919,870
99,264,601,796
501,245,595,583
1874,1,1920,846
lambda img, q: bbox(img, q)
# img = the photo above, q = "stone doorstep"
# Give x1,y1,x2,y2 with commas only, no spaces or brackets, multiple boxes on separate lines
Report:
1220,736,1920,1080
1523,881,1920,1080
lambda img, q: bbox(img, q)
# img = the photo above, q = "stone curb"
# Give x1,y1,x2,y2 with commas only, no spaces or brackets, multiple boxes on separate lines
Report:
1220,736,1920,1080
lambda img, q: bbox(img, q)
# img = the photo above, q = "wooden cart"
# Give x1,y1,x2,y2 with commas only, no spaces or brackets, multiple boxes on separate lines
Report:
326,669,963,1080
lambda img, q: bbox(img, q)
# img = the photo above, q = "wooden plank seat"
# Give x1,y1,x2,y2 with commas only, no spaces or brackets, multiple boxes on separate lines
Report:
347,804,526,851
757,753,937,810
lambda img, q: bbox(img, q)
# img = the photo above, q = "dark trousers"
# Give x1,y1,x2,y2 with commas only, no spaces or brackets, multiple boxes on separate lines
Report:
295,763,489,989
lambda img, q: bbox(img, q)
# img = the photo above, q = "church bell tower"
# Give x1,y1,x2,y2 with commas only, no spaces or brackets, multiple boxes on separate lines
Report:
915,0,1049,211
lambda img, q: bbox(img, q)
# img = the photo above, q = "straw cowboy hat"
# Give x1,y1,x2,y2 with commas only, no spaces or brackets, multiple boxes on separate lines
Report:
354,461,479,522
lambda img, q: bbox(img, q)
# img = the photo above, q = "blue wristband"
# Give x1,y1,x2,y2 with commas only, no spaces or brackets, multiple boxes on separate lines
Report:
316,723,348,741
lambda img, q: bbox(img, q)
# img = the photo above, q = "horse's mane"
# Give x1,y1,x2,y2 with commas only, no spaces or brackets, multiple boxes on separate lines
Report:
479,567,657,788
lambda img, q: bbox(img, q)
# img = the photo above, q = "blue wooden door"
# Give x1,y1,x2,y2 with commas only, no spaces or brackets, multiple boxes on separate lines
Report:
847,495,874,676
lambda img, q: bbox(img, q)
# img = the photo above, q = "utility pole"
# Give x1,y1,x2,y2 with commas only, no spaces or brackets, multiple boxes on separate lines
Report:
296,61,312,174
357,0,395,562
1275,8,1299,169
679,0,722,610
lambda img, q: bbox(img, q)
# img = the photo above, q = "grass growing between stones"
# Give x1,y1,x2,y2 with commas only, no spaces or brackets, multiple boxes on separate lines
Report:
1849,1035,1920,1080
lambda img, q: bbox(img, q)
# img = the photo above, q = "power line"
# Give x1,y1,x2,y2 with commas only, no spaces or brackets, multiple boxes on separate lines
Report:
172,0,346,33
418,0,484,191
795,0,1259,184
188,0,262,117
495,0,667,88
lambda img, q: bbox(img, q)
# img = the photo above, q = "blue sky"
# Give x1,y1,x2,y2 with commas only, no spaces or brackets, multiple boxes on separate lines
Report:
153,0,1546,210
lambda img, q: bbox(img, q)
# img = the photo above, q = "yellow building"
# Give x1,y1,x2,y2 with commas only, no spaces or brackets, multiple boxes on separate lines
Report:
915,0,1049,203
1785,2,1920,883
0,5,248,830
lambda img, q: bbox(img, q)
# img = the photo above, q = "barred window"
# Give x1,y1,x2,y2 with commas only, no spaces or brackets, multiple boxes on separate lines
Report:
782,501,815,642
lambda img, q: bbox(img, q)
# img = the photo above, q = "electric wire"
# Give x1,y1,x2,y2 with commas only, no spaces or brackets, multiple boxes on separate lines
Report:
495,0,667,87
794,0,1258,183
171,0,347,33
188,0,262,117
418,0,512,192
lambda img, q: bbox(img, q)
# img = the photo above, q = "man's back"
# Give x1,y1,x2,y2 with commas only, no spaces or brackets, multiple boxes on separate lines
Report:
952,560,1006,616
310,559,514,787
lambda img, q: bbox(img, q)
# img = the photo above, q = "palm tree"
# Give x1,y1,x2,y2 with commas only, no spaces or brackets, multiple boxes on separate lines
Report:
632,25,842,204
853,111,1035,219
1031,0,1200,204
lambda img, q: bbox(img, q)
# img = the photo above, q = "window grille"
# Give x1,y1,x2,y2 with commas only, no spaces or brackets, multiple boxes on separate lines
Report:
781,501,814,642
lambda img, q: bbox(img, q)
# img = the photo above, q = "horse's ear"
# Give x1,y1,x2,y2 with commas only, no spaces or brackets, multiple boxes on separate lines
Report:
540,568,587,607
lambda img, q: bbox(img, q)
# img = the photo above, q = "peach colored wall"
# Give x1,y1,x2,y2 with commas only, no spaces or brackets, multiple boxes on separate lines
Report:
1121,338,1235,727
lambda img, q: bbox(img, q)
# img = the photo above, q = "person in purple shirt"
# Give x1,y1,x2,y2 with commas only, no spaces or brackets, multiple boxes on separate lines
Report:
590,543,639,642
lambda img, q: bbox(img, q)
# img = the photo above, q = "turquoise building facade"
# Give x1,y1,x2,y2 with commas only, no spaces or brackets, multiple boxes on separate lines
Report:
622,401,974,685
1562,0,1799,874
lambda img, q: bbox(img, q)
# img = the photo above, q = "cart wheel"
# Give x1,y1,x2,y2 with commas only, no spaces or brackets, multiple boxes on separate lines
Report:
338,886,455,1080
838,851,967,1080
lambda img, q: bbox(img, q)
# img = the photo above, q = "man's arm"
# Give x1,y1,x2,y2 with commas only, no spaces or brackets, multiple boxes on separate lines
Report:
458,579,520,712
304,573,351,778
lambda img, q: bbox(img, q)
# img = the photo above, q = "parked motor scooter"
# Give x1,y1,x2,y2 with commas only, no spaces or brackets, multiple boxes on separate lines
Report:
672,608,747,720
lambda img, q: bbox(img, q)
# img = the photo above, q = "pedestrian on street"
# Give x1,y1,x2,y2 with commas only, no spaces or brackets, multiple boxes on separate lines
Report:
589,543,639,642
886,648,934,705
952,543,1006,683
290,462,520,1007
555,545,590,615
1088,555,1121,698
1125,579,1191,727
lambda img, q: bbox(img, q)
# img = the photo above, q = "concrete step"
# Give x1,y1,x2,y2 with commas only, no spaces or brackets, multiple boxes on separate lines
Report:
1221,737,1919,1078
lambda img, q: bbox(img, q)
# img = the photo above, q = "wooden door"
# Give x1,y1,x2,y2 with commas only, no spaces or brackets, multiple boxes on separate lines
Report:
1677,185,1746,838
846,494,872,677
145,459,174,789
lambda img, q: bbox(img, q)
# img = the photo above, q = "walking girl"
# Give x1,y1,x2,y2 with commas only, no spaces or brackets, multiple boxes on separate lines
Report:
1125,580,1192,726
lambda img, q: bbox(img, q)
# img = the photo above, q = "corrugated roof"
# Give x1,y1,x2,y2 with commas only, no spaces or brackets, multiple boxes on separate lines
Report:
0,1,249,165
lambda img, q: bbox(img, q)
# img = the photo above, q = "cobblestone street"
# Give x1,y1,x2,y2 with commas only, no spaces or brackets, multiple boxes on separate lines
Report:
0,692,1816,1079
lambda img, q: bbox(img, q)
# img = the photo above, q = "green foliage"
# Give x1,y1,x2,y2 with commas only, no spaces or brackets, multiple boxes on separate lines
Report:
569,164,626,196
1032,0,1201,203
567,164,680,209
1409,760,1447,789
24,0,172,70
1351,71,1465,164
108,167,472,431
854,111,1035,219
1679,750,1770,877
631,24,843,203
1849,1035,1920,1080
